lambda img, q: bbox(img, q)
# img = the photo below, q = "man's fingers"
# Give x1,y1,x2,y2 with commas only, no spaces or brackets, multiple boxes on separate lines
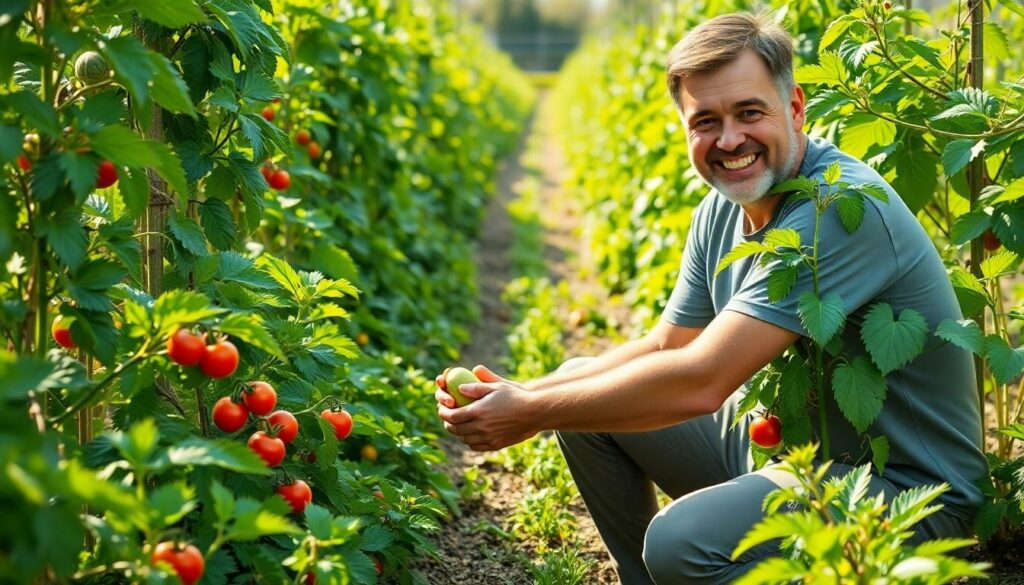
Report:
434,388,455,409
472,364,505,383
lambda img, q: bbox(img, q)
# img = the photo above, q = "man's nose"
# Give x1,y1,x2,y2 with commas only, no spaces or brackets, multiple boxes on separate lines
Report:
715,119,745,153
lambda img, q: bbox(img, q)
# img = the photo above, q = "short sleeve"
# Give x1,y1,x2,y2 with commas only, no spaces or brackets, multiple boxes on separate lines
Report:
662,203,715,327
723,198,899,335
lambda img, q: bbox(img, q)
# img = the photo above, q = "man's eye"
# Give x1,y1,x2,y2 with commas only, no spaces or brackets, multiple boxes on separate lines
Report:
693,118,714,128
741,110,763,120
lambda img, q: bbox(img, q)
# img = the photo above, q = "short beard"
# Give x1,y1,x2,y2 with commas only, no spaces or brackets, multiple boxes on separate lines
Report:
707,117,800,206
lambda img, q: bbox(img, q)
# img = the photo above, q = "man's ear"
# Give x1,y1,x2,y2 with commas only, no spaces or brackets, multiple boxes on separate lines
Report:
790,84,806,130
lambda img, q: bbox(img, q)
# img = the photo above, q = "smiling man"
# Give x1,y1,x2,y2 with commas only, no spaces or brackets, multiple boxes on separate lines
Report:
434,12,985,584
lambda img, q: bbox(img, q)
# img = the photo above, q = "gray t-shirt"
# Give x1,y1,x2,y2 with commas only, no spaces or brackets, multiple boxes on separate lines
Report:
663,136,986,519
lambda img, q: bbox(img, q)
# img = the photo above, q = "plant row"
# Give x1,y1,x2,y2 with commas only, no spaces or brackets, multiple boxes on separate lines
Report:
0,0,532,583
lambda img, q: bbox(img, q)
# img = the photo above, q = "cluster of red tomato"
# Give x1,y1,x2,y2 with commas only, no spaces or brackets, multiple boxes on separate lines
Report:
167,328,239,378
257,100,324,192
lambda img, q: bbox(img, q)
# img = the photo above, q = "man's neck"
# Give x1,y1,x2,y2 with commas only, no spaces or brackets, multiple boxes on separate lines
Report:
741,133,809,234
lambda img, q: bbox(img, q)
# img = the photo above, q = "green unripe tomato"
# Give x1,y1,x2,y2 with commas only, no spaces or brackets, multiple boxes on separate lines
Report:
445,367,480,407
74,51,110,85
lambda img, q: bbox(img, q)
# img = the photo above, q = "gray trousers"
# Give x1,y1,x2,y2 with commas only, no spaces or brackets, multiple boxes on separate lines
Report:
553,357,971,585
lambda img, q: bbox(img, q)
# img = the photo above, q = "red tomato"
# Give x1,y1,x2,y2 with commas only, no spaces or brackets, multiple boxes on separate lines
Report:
276,479,313,514
242,381,277,416
167,329,206,366
51,315,76,349
262,106,275,122
374,558,383,574
295,129,311,146
268,169,290,190
372,490,384,500
212,397,249,433
268,409,298,443
248,431,286,467
307,142,321,159
151,542,205,585
749,415,782,449
95,160,118,188
321,409,353,440
983,230,1001,251
17,154,31,171
260,163,274,182
200,339,239,378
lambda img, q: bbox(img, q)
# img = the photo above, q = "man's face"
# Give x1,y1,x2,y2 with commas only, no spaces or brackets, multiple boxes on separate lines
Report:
677,50,805,205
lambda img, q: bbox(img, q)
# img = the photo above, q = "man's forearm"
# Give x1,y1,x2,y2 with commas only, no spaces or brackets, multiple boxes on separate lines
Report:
523,336,661,391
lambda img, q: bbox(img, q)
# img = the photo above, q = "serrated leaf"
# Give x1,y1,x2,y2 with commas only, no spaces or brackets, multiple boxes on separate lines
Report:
819,15,856,50
211,480,235,524
168,214,208,256
823,161,842,185
984,336,1024,385
841,114,896,160
219,313,285,360
795,51,847,86
975,501,1006,541
980,251,1019,279
942,139,986,177
89,125,188,197
106,418,160,470
889,135,936,213
797,291,846,345
832,356,886,433
0,350,60,400
835,192,865,233
733,511,821,558
715,241,772,276
259,255,305,301
769,176,819,197
59,150,98,198
152,290,226,335
199,199,237,251
42,210,88,270
804,89,851,121
764,228,801,251
766,266,798,303
935,319,985,355
860,303,928,375
119,166,150,220
158,438,273,475
360,525,394,552
228,498,300,541
217,252,277,288
101,36,154,106
948,268,991,317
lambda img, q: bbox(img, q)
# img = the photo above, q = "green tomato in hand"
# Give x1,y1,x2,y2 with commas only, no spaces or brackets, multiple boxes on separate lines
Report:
445,367,481,407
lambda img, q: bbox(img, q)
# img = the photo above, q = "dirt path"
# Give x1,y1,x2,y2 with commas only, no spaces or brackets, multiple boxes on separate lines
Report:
414,92,621,584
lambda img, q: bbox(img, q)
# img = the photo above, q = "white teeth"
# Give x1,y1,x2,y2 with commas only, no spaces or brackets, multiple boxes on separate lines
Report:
721,154,756,170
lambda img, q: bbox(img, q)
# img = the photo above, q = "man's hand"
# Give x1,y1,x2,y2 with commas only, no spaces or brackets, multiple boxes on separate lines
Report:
434,365,538,451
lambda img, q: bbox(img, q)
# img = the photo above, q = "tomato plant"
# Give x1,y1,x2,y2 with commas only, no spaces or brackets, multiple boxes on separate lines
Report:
248,431,286,468
321,409,353,440
199,339,239,378
212,397,249,433
268,409,298,443
167,328,206,366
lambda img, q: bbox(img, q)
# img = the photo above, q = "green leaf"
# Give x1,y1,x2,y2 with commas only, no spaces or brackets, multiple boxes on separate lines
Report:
764,228,801,251
168,214,208,256
153,290,226,335
950,210,992,246
1,92,59,136
106,418,160,470
158,438,273,475
135,0,207,27
199,199,237,251
119,166,150,220
41,210,88,270
310,245,361,285
732,511,821,558
101,36,154,106
795,51,847,86
983,21,1009,60
149,53,196,117
239,70,280,102
870,435,890,474
766,266,798,303
0,125,22,163
980,251,1019,279
804,89,850,121
935,319,985,355
217,252,277,288
0,350,59,400
835,192,865,233
226,498,300,541
975,501,1006,542
89,125,188,198
797,291,846,345
986,177,1024,205
984,336,1024,385
58,151,97,198
832,356,886,433
148,483,197,529
819,15,856,51
860,303,928,375
942,139,986,177
769,176,819,197
360,525,394,552
889,136,937,213
948,268,992,316
259,255,305,301
305,504,333,540
211,480,235,524
715,241,772,276
996,424,1024,441
840,114,896,160
68,260,126,312
219,313,286,360
823,161,842,185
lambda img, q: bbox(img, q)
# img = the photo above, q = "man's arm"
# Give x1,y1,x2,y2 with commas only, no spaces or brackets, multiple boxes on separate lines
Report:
523,319,704,391
438,311,800,450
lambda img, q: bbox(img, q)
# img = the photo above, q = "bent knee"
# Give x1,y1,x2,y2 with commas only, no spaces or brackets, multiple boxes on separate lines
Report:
642,506,710,584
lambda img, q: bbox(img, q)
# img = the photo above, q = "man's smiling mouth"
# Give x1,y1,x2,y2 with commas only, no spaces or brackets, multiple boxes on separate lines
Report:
717,153,759,170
